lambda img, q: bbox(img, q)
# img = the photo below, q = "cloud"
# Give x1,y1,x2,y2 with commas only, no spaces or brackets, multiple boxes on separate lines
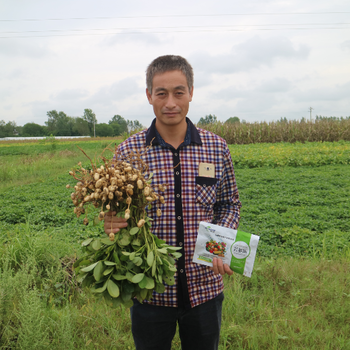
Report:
0,41,51,58
198,77,296,122
255,78,292,93
213,77,293,101
341,40,350,51
15,77,147,126
86,77,144,106
101,31,162,46
190,36,310,74
5,68,26,80
52,88,89,101
292,81,350,102
194,72,213,89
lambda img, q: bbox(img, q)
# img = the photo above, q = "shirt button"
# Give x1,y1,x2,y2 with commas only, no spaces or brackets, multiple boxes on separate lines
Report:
203,184,206,188
177,216,181,220
175,171,179,175
174,152,178,156
179,242,183,246
176,193,180,198
180,269,184,273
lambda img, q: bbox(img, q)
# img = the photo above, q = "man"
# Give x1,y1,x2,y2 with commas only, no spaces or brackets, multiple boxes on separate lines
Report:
104,55,241,350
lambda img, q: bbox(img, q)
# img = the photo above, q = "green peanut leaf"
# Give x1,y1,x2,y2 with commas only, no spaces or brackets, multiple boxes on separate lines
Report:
171,252,182,259
132,237,142,246
112,297,122,309
157,266,163,275
133,257,143,266
93,261,104,281
79,259,92,267
121,251,131,256
93,281,107,293
127,261,136,270
120,254,129,262
112,274,127,280
100,237,115,245
168,265,177,272
81,238,93,246
129,252,136,261
86,245,95,253
80,261,99,272
76,273,87,283
145,277,155,290
126,272,134,282
107,280,120,298
119,232,132,246
123,283,135,294
121,291,132,302
140,288,148,300
155,237,167,246
73,257,84,268
113,252,120,264
167,256,175,265
91,239,101,251
131,273,145,283
122,299,134,308
138,276,148,289
82,275,95,288
163,245,182,251
103,267,114,276
130,227,139,235
152,260,156,277
163,275,175,286
104,261,117,266
155,283,165,294
147,251,154,267
157,248,168,254
164,268,175,277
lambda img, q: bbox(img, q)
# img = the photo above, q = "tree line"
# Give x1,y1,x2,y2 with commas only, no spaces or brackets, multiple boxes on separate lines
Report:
0,109,143,138
2,111,347,139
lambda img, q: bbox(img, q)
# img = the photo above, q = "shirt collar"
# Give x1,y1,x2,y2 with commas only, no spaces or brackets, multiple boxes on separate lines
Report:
145,117,202,148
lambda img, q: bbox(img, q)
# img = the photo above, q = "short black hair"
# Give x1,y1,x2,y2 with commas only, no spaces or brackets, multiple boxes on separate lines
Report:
146,55,194,93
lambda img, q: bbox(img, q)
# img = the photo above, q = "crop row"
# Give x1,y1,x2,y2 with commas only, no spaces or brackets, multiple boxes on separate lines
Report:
229,141,350,168
1,164,349,258
203,119,350,144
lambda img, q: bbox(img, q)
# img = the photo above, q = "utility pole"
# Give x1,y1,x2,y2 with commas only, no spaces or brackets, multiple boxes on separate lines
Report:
94,116,96,138
309,107,313,122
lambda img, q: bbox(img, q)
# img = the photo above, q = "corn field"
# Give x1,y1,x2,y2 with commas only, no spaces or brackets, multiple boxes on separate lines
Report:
200,119,350,144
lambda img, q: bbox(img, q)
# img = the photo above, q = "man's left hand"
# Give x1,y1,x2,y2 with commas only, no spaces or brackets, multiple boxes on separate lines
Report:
210,257,234,276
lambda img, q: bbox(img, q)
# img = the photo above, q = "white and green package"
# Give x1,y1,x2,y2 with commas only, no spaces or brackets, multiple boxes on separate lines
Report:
193,222,260,278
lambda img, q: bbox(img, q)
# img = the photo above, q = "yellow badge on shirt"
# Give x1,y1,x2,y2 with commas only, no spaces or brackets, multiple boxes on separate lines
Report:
198,163,215,178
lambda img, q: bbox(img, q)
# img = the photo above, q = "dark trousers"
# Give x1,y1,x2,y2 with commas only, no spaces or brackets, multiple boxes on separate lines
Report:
130,292,224,350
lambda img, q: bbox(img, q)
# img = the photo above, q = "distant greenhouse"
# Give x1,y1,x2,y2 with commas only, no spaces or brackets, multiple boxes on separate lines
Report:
0,136,91,141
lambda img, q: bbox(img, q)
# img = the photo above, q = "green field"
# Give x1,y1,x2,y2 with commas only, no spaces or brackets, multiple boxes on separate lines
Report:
0,139,349,349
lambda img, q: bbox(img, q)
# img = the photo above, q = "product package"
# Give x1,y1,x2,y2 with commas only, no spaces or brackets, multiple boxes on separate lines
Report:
192,222,260,278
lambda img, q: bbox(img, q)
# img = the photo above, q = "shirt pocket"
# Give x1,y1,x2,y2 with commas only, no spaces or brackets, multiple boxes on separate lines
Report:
195,176,218,206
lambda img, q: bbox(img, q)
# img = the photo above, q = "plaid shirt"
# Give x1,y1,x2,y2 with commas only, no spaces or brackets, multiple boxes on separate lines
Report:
117,118,241,308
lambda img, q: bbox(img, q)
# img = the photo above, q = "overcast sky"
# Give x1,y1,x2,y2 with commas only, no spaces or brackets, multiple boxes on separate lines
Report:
1,0,350,127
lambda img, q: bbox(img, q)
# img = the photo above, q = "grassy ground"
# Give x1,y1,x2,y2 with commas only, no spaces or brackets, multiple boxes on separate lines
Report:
1,230,348,349
0,140,349,349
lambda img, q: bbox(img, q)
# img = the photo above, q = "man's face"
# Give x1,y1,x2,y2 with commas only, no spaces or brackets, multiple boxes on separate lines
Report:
146,70,193,128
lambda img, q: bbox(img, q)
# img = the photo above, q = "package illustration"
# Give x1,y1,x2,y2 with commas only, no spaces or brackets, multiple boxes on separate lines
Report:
193,222,260,277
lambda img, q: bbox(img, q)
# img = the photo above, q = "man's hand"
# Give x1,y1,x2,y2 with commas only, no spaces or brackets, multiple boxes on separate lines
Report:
210,257,234,276
104,211,128,235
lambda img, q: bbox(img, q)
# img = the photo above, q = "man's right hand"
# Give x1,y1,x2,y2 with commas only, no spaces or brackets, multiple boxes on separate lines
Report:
104,211,128,235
